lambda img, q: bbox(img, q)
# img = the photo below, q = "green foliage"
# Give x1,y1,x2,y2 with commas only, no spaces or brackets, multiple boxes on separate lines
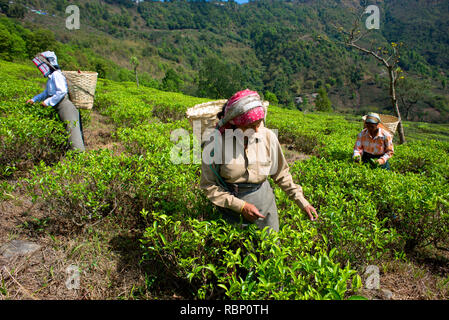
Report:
25,28,57,58
141,211,361,300
94,78,208,124
24,150,139,224
0,1,26,18
161,68,183,93
0,60,68,177
0,19,27,61
2,59,449,300
0,18,160,90
264,91,278,106
2,1,447,120
266,104,449,252
315,87,332,112
197,56,244,99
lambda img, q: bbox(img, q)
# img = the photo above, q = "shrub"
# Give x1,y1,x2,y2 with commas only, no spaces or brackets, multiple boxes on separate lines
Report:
0,103,67,178
141,210,361,300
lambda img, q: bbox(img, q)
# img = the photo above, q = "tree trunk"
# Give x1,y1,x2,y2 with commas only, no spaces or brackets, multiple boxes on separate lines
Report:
135,68,139,88
388,67,406,144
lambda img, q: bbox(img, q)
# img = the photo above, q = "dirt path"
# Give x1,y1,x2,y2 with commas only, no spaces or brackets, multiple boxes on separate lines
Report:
281,143,311,164
83,110,124,154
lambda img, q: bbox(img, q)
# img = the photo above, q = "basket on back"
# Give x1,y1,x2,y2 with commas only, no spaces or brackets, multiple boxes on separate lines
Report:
379,114,399,135
62,71,98,110
186,99,269,144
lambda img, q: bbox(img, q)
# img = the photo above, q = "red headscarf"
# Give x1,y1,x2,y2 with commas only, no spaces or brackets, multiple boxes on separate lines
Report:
218,89,265,134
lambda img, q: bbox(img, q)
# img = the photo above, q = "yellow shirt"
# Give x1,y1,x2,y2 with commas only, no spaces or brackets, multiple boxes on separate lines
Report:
200,126,311,213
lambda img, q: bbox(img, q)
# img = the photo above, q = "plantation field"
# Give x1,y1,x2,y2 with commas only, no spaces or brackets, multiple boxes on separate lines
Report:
1,60,448,300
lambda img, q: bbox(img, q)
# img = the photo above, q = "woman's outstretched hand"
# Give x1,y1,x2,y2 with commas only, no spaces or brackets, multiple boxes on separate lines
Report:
241,202,265,222
304,205,318,221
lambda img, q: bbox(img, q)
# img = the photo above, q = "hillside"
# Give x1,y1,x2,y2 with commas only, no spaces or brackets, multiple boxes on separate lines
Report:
1,59,448,301
1,0,448,123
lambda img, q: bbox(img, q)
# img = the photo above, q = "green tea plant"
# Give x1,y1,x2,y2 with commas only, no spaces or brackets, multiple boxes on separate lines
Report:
287,157,449,254
3,58,448,300
140,210,362,300
0,61,69,177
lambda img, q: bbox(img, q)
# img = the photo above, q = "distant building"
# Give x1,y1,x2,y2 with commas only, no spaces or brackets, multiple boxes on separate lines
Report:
295,93,318,105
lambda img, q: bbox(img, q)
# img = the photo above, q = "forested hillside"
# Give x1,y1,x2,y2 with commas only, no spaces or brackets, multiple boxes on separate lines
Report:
1,0,448,122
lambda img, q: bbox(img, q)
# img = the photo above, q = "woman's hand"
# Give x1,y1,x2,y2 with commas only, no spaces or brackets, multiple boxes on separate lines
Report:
241,202,265,222
304,205,318,221
26,99,34,104
41,102,48,107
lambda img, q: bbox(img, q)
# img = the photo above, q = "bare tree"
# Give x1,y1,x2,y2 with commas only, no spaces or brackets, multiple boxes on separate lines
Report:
336,8,407,144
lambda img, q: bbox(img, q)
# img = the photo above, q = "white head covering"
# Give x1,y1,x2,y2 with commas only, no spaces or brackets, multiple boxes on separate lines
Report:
362,112,381,124
40,51,60,69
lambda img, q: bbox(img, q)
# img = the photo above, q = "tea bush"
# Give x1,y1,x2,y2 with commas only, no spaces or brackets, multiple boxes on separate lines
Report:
266,105,449,180
3,59,448,300
141,210,362,300
391,140,449,182
286,157,449,255
0,110,67,177
23,150,143,224
94,79,208,127
0,61,68,177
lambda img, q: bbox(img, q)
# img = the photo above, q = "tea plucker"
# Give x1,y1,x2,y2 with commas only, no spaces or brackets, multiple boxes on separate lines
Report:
200,89,318,232
353,112,394,169
26,51,85,151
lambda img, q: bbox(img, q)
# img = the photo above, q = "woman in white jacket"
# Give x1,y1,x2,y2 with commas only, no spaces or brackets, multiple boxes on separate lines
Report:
27,51,85,151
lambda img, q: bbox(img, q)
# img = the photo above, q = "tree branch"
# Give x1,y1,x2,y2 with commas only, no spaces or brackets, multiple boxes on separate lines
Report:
347,41,389,67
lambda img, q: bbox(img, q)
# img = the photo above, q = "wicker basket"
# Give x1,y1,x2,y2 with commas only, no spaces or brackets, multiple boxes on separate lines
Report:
186,100,269,143
62,71,98,110
379,114,399,135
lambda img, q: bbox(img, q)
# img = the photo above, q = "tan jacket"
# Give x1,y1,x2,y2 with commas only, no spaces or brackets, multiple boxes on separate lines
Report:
200,126,311,213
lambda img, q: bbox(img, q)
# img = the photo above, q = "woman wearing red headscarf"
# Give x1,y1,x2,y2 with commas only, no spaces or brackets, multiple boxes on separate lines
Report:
200,89,318,232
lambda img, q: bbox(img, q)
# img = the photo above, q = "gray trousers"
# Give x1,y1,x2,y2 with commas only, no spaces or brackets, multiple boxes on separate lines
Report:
55,95,85,151
218,180,279,232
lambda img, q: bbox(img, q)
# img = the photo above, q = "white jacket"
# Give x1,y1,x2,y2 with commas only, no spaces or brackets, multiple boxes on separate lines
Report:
31,70,68,107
